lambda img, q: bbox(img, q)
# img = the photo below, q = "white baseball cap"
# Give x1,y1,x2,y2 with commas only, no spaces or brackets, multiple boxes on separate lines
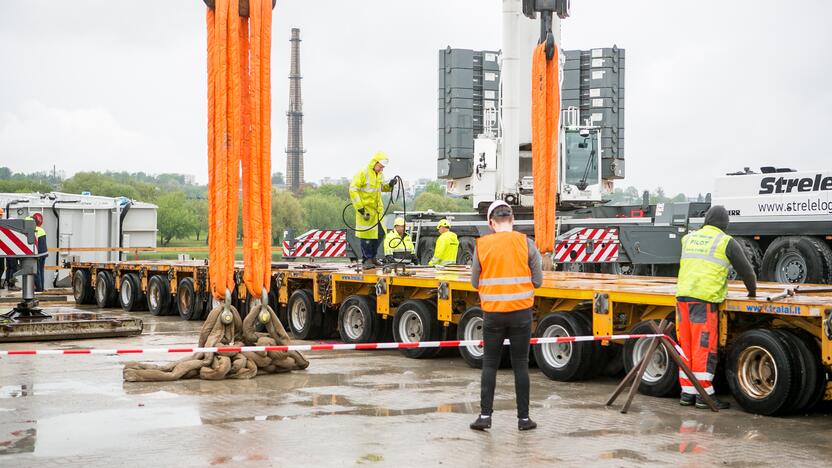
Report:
486,200,511,220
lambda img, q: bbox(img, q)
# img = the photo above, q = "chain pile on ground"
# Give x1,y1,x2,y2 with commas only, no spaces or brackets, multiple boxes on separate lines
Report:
123,303,308,382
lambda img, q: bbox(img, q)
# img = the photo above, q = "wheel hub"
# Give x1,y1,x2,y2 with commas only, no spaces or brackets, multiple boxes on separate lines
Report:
398,310,424,342
121,280,132,303
777,252,807,284
343,304,365,340
291,300,308,331
737,345,777,400
541,324,572,369
632,337,668,383
463,316,484,358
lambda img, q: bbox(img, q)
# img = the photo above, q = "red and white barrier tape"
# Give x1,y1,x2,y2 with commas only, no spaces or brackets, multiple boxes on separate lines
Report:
0,333,665,356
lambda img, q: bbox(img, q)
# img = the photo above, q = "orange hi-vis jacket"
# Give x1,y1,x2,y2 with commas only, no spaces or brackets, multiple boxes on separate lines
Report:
476,232,535,312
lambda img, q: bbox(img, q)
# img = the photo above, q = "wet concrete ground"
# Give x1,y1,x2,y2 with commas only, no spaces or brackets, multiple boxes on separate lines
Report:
2,307,832,467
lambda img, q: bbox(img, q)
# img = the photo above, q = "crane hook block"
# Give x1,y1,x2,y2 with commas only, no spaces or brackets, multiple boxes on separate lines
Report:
202,0,276,17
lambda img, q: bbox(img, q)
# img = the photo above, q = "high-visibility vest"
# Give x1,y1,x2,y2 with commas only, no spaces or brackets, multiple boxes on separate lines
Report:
383,229,414,255
676,225,732,303
476,231,534,312
349,164,391,240
429,231,459,266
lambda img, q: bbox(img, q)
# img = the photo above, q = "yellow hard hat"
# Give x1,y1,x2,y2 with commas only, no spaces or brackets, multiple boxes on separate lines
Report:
393,217,406,227
371,151,389,167
437,219,451,229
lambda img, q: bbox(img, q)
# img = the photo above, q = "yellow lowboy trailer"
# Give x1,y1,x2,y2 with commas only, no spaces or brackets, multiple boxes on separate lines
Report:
279,265,832,416
70,258,832,416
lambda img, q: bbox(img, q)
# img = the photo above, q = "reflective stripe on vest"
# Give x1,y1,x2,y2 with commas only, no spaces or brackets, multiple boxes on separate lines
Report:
676,225,732,303
476,231,534,312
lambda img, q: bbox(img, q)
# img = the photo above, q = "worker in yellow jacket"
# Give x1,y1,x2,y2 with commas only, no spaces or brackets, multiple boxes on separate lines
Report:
429,219,459,266
383,217,415,263
349,152,397,267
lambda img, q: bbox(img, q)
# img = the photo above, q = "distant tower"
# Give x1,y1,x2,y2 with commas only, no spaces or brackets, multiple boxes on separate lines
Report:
286,28,305,193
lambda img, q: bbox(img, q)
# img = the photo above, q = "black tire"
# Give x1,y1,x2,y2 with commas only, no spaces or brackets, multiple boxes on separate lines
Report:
761,236,832,284
726,329,796,415
574,310,605,378
392,300,442,359
288,289,321,340
177,277,202,321
533,312,597,381
729,237,763,280
458,307,485,368
622,320,680,397
774,328,825,413
72,269,94,305
417,236,436,266
118,273,145,312
94,270,117,308
601,343,625,377
338,295,376,343
147,275,172,316
456,237,476,266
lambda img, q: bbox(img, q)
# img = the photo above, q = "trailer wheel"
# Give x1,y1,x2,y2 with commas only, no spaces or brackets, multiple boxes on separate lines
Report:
95,271,118,308
118,273,145,311
772,328,825,414
456,237,476,266
392,300,441,359
729,237,763,280
176,277,202,321
72,270,94,305
622,320,680,397
289,289,321,340
457,308,485,368
417,236,436,265
147,275,172,316
726,329,796,415
761,236,832,284
338,294,376,343
533,312,596,381
601,263,649,276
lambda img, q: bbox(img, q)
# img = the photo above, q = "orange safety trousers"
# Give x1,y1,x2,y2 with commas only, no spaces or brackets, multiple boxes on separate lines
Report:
676,300,718,395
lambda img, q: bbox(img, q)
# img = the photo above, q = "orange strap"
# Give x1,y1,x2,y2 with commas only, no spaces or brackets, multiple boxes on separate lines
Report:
207,0,272,300
531,44,560,254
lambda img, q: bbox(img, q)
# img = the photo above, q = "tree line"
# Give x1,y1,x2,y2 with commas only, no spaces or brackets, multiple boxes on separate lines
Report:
0,168,474,246
1,167,695,246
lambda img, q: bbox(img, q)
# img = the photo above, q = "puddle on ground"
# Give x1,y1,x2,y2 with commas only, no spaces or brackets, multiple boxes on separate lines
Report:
0,406,201,457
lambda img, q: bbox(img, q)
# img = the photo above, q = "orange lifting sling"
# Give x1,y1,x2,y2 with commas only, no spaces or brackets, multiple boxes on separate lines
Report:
207,0,272,302
531,43,560,255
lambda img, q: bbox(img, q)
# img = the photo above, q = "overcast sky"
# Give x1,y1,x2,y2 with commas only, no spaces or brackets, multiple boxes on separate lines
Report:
1,0,830,195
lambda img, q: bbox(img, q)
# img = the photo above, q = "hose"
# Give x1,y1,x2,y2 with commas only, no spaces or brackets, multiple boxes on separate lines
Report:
340,176,416,264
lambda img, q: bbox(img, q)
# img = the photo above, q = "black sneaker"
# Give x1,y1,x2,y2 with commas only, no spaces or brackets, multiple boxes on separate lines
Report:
469,415,492,431
679,393,696,406
696,396,730,410
518,418,537,431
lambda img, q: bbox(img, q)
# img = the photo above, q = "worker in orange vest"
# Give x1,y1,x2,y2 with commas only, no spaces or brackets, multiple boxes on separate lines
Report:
469,201,543,432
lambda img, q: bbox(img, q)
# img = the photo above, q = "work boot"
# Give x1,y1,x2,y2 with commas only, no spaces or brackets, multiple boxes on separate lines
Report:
371,258,383,266
679,393,696,406
362,259,376,269
518,418,537,431
696,395,730,410
469,415,492,431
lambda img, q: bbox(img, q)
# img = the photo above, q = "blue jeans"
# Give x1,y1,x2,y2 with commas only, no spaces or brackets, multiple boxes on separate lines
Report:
360,238,380,262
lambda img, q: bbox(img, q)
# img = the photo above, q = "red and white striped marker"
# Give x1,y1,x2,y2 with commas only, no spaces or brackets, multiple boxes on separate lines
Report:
0,334,665,356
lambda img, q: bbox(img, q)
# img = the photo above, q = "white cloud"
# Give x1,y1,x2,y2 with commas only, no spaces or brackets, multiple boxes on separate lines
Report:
0,100,182,175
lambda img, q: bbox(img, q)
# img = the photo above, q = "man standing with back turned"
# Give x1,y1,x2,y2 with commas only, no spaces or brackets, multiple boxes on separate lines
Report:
469,201,542,431
676,205,756,409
